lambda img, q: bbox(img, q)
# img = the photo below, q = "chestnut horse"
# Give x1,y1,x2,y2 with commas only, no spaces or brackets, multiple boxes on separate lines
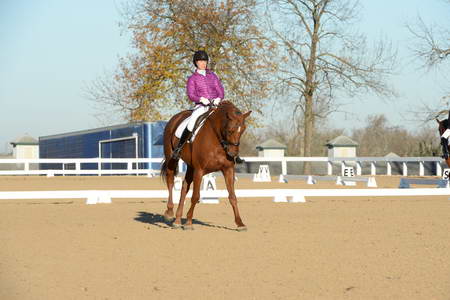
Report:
436,109,450,167
160,101,251,231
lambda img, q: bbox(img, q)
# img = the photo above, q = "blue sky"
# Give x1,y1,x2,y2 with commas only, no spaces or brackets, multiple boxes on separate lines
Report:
0,0,449,153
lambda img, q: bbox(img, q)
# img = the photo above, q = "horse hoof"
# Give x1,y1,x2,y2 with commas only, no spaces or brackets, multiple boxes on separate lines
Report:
236,226,247,232
183,224,194,231
172,223,182,229
164,214,175,222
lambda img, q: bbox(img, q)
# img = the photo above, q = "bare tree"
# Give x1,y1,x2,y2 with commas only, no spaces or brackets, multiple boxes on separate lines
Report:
87,0,275,122
407,5,450,70
351,114,440,157
407,1,450,122
266,0,396,172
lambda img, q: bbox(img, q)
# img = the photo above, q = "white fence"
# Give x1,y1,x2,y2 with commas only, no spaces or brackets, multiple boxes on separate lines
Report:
2,187,450,205
0,156,444,177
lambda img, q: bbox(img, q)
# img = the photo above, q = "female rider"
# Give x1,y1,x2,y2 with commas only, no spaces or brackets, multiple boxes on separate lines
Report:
171,50,244,164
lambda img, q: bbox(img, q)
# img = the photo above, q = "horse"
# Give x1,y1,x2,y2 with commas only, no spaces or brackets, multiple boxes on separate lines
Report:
160,101,251,231
436,109,450,167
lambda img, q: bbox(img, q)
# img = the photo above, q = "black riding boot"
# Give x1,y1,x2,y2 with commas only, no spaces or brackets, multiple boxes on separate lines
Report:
172,129,192,160
441,137,449,159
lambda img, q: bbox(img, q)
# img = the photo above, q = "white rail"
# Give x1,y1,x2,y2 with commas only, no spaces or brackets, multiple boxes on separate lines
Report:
1,188,449,205
0,156,444,177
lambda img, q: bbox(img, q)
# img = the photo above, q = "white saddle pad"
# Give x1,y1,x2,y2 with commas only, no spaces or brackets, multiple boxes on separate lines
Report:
174,112,211,142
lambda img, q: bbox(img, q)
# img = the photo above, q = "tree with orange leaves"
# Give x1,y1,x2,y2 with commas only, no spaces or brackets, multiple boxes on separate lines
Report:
87,0,275,122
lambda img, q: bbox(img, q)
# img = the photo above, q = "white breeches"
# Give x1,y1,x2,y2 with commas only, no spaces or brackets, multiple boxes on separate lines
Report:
187,105,209,131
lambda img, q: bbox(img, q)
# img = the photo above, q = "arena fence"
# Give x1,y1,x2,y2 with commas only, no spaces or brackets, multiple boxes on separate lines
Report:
1,188,450,205
0,156,445,177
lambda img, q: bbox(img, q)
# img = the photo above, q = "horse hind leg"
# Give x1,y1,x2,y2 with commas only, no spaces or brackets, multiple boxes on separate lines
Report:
163,160,178,222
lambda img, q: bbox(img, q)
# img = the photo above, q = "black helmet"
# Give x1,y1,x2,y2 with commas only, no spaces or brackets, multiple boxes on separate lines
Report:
193,50,209,66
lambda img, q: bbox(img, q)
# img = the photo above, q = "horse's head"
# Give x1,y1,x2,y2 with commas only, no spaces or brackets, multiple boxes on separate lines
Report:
437,118,447,136
219,102,251,159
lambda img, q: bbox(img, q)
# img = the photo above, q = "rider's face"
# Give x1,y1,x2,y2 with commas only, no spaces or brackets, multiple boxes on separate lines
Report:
196,60,207,70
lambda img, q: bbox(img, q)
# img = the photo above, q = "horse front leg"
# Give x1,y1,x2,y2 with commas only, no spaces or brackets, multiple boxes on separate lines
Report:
173,166,194,228
184,169,203,230
222,167,246,231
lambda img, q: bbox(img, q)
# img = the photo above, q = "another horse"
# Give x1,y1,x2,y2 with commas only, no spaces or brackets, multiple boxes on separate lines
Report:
160,101,251,230
436,109,450,167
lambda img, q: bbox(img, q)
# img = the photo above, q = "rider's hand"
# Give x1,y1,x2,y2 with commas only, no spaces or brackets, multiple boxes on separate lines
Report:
212,98,221,106
199,97,210,105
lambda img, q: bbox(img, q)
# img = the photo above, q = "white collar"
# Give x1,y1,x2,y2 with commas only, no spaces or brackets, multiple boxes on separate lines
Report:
197,69,206,76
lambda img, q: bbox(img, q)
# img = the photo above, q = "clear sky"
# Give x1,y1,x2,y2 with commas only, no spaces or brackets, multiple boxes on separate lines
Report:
1,0,449,153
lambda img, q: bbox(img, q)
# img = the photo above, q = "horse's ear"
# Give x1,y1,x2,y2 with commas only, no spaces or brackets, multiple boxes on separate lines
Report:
243,111,252,119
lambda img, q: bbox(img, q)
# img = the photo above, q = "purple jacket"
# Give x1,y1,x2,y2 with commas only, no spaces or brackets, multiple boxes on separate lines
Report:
186,69,224,104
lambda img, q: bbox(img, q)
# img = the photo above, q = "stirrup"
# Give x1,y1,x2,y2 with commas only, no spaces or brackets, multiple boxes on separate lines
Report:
171,147,182,160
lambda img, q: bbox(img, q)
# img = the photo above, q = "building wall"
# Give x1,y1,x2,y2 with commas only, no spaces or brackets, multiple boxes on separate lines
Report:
13,145,39,159
39,122,166,170
328,147,356,158
258,149,285,157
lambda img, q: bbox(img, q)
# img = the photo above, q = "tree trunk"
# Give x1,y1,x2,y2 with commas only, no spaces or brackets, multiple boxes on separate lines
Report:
303,94,314,174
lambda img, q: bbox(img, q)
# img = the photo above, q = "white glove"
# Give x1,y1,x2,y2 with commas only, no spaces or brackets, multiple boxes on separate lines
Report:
212,98,221,106
199,97,210,105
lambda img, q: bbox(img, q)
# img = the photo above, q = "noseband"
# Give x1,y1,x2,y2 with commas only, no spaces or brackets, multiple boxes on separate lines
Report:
221,139,240,149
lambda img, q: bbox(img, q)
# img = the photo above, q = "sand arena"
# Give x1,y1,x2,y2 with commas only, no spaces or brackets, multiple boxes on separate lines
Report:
1,175,450,299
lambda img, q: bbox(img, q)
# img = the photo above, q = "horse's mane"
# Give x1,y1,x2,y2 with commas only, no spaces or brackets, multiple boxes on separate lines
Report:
216,100,240,116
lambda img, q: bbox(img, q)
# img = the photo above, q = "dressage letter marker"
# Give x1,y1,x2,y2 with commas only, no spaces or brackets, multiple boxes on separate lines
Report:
442,168,450,180
172,176,182,204
253,165,271,182
342,166,355,177
200,174,219,204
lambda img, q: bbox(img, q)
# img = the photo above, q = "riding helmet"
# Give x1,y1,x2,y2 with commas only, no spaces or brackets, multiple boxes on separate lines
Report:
193,50,209,66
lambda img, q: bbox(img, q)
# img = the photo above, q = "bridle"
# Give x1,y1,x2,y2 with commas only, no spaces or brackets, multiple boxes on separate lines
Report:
207,104,242,159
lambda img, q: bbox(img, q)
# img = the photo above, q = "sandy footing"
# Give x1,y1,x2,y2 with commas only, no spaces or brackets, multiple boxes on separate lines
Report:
1,176,449,299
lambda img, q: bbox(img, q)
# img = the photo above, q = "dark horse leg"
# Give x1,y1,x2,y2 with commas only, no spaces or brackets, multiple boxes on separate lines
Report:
173,166,194,228
184,169,204,230
222,166,246,231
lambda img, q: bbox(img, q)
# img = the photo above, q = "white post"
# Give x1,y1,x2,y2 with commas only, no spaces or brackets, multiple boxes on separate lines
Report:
386,162,392,176
402,162,407,176
24,161,29,172
436,161,442,177
419,161,424,176
327,161,332,175
356,162,362,176
98,143,102,176
127,162,132,171
371,162,376,176
281,159,287,175
340,161,345,176
76,162,80,176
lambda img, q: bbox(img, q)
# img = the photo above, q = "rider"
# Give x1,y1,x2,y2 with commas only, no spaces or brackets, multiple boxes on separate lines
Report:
171,50,244,164
441,110,450,159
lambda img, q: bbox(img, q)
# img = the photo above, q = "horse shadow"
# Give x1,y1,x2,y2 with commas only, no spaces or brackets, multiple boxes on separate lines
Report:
134,211,237,231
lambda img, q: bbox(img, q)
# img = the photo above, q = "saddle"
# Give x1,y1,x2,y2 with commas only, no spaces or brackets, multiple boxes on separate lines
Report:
174,108,215,142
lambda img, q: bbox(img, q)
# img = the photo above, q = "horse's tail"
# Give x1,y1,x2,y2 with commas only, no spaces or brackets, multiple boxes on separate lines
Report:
160,158,179,183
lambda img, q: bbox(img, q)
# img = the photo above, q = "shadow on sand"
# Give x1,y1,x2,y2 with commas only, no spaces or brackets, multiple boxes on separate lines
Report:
134,211,237,231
